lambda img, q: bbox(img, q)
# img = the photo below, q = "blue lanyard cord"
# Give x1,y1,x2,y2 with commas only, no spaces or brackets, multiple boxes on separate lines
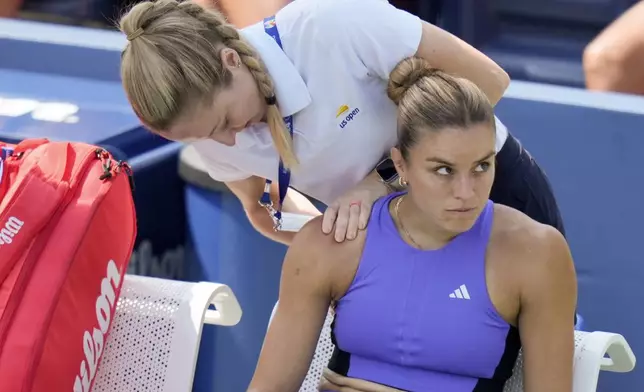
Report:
1,147,13,160
0,147,14,186
260,15,294,231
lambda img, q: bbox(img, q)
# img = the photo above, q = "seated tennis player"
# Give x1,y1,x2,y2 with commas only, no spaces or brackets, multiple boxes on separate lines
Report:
247,57,577,392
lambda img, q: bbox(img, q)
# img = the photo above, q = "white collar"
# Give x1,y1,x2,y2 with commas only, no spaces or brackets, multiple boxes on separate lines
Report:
240,22,312,117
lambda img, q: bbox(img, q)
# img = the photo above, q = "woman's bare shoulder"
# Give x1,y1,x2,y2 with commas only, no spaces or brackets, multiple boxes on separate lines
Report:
491,204,567,255
489,204,573,281
286,216,366,300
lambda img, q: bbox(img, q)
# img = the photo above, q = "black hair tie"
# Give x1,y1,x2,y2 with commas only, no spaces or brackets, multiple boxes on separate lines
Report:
265,95,277,105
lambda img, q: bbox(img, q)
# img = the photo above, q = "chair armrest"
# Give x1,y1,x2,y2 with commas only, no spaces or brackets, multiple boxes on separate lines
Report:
578,331,636,373
572,330,636,392
200,282,242,326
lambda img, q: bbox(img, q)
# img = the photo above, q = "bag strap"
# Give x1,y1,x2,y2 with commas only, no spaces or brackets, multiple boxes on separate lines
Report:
0,142,71,284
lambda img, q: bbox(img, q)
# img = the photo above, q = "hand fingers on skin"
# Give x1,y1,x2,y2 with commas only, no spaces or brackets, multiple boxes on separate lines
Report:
319,379,348,392
322,203,339,234
358,200,372,230
334,203,351,242
340,387,363,392
346,202,362,240
320,371,353,392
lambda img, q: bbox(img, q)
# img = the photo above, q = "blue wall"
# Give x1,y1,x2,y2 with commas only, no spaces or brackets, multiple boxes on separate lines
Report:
497,81,644,392
0,18,124,81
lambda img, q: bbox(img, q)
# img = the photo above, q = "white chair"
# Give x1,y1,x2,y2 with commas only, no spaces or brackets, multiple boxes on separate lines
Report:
268,304,636,392
93,274,242,392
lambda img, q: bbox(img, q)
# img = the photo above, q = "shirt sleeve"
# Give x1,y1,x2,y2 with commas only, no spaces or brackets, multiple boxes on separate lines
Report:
328,0,423,80
190,144,251,183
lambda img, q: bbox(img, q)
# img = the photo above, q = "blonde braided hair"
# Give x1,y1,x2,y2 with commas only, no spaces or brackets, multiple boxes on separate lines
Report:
120,0,297,168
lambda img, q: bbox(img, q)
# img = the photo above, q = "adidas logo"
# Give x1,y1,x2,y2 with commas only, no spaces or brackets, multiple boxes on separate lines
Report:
449,284,471,300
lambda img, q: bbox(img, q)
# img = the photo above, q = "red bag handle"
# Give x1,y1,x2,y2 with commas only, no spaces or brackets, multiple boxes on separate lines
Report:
0,138,49,156
12,139,50,154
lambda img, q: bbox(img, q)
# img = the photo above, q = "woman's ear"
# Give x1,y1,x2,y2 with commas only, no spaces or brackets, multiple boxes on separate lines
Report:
390,146,405,179
220,48,242,71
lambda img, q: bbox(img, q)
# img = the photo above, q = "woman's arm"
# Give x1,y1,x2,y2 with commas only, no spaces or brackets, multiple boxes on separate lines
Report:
322,169,392,242
583,1,644,94
0,0,23,17
193,0,290,28
328,0,509,105
414,22,510,105
282,187,323,217
226,176,321,246
519,226,577,392
248,218,337,392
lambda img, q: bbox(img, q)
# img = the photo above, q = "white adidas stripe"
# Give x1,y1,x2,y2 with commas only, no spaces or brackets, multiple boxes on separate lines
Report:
449,284,471,300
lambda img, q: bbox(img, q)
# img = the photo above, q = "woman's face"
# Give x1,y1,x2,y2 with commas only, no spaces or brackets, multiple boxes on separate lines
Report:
165,49,267,145
393,123,496,235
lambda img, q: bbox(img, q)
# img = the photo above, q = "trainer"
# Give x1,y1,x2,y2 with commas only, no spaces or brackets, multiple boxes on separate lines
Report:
118,0,565,245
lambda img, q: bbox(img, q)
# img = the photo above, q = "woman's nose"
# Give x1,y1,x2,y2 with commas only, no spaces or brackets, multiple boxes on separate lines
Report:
452,175,476,200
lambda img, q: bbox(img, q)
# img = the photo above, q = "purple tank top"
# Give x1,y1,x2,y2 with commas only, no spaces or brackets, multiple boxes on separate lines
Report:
328,192,520,392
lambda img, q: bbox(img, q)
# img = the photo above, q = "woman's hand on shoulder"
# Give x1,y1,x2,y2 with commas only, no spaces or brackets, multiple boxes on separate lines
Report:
322,172,390,242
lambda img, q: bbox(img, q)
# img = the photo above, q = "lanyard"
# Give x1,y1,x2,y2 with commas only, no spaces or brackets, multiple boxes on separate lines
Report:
0,146,13,186
260,15,294,231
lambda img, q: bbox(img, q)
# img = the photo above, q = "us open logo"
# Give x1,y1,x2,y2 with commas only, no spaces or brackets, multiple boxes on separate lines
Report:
336,104,361,129
264,18,276,29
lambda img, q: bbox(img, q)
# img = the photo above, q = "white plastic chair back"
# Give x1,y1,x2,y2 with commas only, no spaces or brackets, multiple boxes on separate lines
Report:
93,275,242,392
503,331,635,391
268,303,635,392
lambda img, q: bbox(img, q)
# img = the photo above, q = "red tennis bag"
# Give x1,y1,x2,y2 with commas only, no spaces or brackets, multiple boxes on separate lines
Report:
0,139,137,392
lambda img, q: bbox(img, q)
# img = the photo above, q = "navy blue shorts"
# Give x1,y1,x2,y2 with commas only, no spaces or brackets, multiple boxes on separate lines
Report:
491,133,566,237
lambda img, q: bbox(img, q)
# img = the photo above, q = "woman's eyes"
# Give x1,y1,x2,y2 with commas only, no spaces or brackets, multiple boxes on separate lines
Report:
474,162,491,172
434,162,491,176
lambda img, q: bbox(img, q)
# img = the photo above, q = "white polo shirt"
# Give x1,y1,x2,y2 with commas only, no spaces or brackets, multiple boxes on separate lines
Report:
192,0,508,206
